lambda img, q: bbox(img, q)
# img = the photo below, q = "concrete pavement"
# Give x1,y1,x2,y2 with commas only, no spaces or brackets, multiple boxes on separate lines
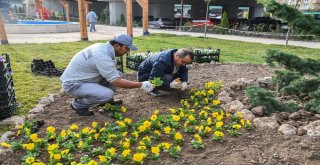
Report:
6,25,320,49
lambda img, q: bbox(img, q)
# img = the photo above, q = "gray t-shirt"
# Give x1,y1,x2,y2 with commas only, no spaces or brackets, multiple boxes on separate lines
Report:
60,42,121,83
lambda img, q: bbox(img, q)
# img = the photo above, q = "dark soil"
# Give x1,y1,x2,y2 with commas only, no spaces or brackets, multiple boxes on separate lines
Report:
2,63,319,165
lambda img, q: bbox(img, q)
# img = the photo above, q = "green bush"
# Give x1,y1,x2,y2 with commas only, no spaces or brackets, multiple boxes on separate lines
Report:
272,70,301,92
245,86,298,114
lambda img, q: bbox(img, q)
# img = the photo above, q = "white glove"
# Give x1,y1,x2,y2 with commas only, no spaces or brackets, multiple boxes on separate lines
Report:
181,82,188,91
170,80,182,89
141,81,155,92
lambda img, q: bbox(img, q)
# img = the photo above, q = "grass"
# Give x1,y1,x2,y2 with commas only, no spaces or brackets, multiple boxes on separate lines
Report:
0,33,319,116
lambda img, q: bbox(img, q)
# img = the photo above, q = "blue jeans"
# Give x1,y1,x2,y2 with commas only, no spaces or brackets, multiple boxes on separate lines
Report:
62,80,115,109
89,22,96,32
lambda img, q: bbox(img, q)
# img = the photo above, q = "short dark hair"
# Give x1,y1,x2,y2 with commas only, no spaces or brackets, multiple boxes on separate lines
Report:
176,48,194,60
109,40,124,47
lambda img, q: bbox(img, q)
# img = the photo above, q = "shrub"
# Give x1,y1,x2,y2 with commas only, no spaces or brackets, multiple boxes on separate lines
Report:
245,86,298,114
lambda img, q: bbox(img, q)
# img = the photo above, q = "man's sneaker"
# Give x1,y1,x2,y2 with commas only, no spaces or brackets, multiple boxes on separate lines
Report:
99,99,123,107
70,103,94,116
148,90,162,96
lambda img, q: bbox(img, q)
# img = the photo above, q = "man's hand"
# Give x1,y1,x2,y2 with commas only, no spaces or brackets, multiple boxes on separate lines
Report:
141,81,155,92
181,82,188,91
170,80,182,89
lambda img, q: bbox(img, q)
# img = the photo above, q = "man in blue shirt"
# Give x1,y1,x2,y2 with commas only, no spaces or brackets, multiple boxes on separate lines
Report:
61,34,155,116
86,9,98,32
138,48,194,96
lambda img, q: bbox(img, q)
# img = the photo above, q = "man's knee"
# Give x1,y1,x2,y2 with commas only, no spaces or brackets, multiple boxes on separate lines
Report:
162,74,173,82
95,89,115,103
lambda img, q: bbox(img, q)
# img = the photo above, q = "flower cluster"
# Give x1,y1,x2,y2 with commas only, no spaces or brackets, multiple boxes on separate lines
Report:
2,81,253,164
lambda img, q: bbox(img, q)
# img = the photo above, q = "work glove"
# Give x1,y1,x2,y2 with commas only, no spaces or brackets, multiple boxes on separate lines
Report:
181,82,188,91
141,81,155,92
170,79,182,89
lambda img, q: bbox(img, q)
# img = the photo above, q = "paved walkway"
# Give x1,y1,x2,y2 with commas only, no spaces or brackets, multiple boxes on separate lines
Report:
6,25,320,49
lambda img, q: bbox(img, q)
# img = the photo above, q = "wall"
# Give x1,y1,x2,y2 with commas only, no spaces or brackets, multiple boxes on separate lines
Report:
109,1,126,25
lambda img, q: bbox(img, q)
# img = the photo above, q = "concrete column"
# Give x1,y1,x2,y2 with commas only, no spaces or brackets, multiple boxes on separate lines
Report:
109,1,126,25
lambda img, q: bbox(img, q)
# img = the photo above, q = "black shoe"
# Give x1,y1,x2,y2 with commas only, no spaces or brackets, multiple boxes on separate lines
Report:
70,103,94,116
99,99,123,107
148,90,162,96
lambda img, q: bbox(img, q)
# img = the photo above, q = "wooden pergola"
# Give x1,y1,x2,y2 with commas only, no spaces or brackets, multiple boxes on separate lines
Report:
0,13,8,44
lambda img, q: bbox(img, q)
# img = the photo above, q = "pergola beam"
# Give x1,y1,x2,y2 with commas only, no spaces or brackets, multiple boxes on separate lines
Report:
123,0,133,36
136,0,149,34
0,13,9,44
77,0,88,41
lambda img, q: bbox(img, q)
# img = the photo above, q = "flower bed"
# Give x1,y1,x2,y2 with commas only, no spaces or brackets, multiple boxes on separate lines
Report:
0,81,253,164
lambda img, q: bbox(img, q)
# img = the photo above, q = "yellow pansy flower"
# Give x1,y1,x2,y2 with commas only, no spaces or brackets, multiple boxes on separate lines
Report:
47,126,56,133
121,106,127,112
23,143,35,151
53,154,61,160
138,125,146,132
108,147,116,155
25,157,35,163
232,124,241,130
154,130,161,136
172,115,180,122
153,110,159,115
216,121,224,128
208,89,214,95
0,142,11,148
98,155,107,163
124,118,132,124
214,131,224,137
122,149,131,157
143,121,151,128
174,132,183,140
60,130,66,138
91,122,98,128
150,115,157,121
151,146,160,155
240,119,245,125
188,115,195,121
133,153,145,163
169,108,176,114
164,126,171,134
216,115,223,121
70,124,78,130
81,127,90,134
61,149,70,155
212,100,220,105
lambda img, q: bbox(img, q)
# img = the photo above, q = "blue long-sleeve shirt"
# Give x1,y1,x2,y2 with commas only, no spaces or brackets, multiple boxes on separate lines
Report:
138,49,188,88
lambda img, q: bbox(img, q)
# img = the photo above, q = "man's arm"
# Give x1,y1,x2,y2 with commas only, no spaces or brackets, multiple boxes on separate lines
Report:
111,78,142,88
148,62,171,88
179,66,189,82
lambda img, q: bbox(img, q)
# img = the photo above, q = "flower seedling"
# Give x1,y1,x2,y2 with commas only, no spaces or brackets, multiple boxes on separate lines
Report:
150,77,164,87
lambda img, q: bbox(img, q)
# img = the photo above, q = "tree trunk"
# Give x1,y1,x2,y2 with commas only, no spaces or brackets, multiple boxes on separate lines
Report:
204,3,209,38
285,26,290,47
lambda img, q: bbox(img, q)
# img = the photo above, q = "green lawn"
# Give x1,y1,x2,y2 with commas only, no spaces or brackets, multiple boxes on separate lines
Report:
1,33,319,115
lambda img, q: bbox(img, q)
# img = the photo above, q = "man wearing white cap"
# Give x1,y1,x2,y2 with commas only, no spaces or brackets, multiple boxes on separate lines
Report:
60,34,155,116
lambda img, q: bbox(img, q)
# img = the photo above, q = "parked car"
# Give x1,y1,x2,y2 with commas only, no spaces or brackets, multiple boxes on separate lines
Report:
149,18,176,29
190,18,220,27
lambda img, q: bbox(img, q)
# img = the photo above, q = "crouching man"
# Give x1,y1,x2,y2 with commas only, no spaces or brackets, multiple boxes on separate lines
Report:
60,34,155,116
138,48,193,96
